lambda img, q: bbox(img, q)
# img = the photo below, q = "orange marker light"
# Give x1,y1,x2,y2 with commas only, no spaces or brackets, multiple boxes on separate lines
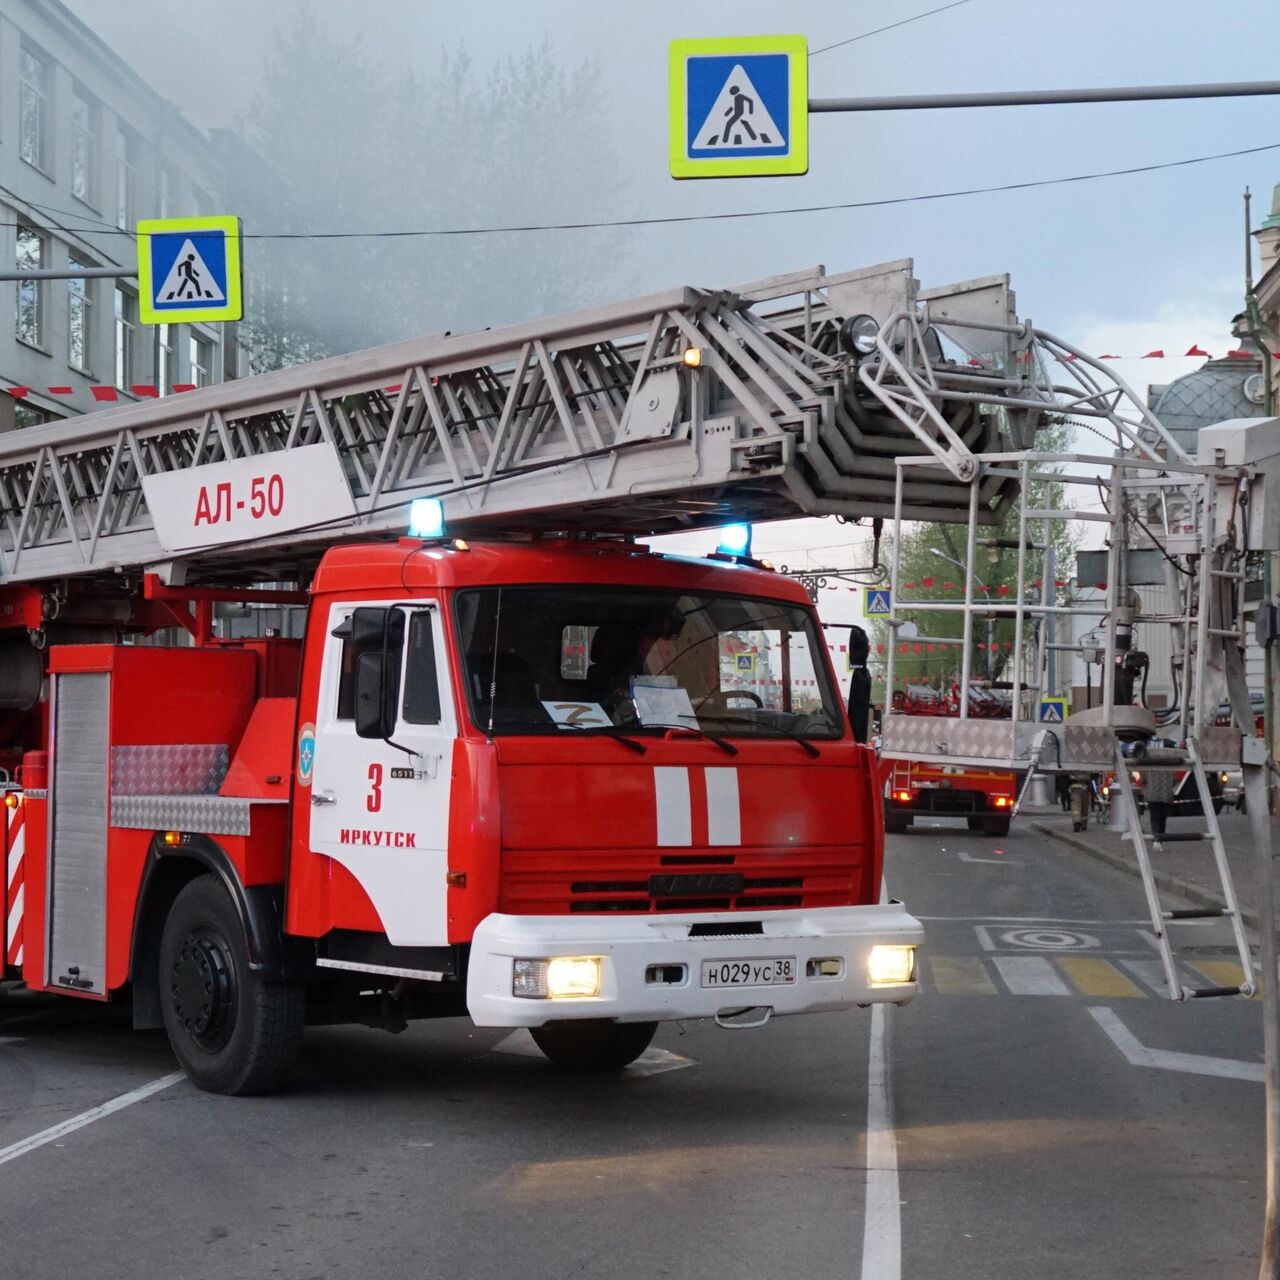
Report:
162,831,182,846
682,347,702,368
3,793,18,810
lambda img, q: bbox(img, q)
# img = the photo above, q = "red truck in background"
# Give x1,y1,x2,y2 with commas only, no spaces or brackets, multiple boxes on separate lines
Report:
882,682,1017,836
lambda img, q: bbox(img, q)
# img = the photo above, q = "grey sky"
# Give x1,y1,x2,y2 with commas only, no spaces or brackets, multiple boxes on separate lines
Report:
58,0,1280,590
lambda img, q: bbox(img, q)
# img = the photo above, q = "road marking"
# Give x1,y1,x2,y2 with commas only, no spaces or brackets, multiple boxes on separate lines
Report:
1057,956,1144,998
928,955,997,996
1190,960,1259,997
917,915,1150,925
955,849,1020,865
1088,1006,1263,1082
490,1030,696,1077
860,1001,900,1280
1120,958,1183,996
0,1071,184,1168
992,956,1071,996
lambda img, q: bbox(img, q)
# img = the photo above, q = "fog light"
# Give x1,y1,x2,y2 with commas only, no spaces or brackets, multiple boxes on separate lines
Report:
993,796,1011,809
513,956,603,1000
547,956,602,999
868,945,915,985
892,790,912,803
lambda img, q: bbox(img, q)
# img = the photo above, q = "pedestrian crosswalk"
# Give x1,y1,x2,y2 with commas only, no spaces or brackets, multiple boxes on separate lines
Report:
923,953,1257,999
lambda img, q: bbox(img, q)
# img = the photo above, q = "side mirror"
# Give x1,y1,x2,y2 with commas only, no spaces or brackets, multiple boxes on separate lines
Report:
351,608,405,739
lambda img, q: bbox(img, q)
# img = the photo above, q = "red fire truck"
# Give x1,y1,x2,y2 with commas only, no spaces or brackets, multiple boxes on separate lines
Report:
0,269,940,1093
882,684,1017,836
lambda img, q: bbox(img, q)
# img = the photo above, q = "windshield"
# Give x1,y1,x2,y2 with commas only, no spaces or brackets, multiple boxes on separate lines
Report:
454,586,843,739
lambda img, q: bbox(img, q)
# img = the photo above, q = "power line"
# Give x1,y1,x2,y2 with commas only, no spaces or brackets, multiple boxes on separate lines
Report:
810,0,978,57
3,141,1277,244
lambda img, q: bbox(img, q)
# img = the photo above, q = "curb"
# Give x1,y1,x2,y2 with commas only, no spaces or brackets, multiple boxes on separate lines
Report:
1028,820,1258,930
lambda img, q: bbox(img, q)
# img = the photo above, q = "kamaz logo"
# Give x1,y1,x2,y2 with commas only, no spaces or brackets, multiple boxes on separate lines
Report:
649,873,745,897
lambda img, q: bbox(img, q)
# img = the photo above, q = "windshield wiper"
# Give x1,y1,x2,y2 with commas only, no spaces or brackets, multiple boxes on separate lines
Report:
558,724,647,754
698,713,823,758
639,722,739,756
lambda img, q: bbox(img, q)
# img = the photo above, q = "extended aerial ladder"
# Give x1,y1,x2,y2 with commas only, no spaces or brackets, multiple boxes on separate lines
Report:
0,260,1025,593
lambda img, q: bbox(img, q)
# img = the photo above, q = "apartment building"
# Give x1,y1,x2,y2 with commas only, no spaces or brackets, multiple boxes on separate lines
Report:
0,0,234,432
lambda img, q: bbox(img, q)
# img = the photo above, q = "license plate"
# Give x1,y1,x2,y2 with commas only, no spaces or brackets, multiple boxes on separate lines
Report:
701,957,797,988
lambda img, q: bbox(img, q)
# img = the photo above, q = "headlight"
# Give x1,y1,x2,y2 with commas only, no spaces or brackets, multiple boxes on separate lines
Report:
868,945,916,985
512,956,603,1000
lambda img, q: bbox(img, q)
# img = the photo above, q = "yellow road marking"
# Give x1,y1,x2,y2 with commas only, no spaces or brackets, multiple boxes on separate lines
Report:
1190,960,1260,998
1057,956,1145,998
929,955,998,996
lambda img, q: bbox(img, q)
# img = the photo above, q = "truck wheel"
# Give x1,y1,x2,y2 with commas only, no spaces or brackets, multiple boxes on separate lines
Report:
982,816,1012,837
159,874,303,1096
885,813,910,834
529,1019,657,1070
965,816,983,832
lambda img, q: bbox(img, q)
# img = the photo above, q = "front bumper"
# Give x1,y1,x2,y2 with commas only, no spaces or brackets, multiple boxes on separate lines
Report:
465,902,924,1027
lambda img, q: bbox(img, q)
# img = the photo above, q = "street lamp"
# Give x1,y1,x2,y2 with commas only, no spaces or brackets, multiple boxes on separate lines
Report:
929,547,995,678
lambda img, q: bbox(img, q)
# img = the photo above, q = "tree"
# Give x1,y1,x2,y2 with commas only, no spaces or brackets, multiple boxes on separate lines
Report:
237,20,630,362
873,421,1079,696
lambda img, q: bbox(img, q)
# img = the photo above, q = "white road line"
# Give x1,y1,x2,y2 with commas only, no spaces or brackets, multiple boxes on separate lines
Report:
1088,1007,1263,1082
0,1071,184,1168
991,956,1071,995
955,850,1020,865
489,1030,695,1077
911,916,1152,926
860,1001,900,1280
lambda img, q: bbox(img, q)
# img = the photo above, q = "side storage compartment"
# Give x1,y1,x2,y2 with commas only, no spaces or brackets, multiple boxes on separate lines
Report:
47,672,110,993
35,645,258,998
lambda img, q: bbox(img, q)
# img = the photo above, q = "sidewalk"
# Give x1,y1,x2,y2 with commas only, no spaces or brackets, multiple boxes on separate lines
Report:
1027,805,1275,928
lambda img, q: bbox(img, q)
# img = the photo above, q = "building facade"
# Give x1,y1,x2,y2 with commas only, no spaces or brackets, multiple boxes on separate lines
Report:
0,0,236,434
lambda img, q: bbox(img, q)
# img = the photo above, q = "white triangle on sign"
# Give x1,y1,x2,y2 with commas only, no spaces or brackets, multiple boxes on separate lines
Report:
154,239,225,305
692,65,785,151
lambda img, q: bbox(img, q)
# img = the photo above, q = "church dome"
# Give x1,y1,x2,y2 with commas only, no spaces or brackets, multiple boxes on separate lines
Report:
1150,340,1266,453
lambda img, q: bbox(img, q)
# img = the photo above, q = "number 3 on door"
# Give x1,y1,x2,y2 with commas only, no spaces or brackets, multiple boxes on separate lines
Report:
366,762,383,813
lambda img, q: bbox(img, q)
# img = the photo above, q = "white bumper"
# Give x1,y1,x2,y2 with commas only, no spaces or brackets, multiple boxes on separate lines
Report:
465,903,924,1028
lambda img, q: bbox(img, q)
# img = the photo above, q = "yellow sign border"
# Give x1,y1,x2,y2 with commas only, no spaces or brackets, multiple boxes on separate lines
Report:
137,215,243,324
1039,696,1069,722
669,35,808,179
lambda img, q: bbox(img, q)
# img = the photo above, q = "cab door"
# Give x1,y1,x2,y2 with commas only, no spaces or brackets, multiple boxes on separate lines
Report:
308,601,456,946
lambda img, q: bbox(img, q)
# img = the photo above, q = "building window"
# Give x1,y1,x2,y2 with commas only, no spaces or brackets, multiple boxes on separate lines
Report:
15,226,46,347
189,332,213,387
14,403,60,430
19,47,51,171
114,286,138,387
155,322,175,393
68,257,93,373
71,86,96,204
158,167,174,218
116,126,136,230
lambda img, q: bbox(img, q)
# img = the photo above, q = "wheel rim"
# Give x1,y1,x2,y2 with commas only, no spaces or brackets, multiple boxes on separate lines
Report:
169,926,236,1052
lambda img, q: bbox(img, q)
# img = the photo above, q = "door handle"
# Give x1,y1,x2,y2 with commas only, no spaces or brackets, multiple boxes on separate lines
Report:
311,790,337,807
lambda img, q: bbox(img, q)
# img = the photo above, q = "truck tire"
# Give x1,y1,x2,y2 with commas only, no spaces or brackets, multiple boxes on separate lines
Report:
982,815,1011,837
159,874,303,1096
965,815,984,832
885,812,910,834
530,1019,657,1070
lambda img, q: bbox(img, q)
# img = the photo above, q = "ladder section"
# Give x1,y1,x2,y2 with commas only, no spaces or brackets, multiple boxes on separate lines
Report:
0,262,1022,587
1113,742,1254,1001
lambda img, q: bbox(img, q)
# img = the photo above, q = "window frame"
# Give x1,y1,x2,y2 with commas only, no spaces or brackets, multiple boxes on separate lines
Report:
70,83,97,206
114,284,138,388
67,254,94,374
15,224,47,350
19,45,52,175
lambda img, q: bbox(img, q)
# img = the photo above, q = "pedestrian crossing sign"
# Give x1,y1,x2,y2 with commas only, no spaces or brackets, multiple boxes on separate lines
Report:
669,35,808,179
137,215,243,325
1039,697,1068,723
864,587,892,617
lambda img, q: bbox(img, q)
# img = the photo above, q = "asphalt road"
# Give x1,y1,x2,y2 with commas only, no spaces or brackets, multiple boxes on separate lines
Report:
0,820,1269,1280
